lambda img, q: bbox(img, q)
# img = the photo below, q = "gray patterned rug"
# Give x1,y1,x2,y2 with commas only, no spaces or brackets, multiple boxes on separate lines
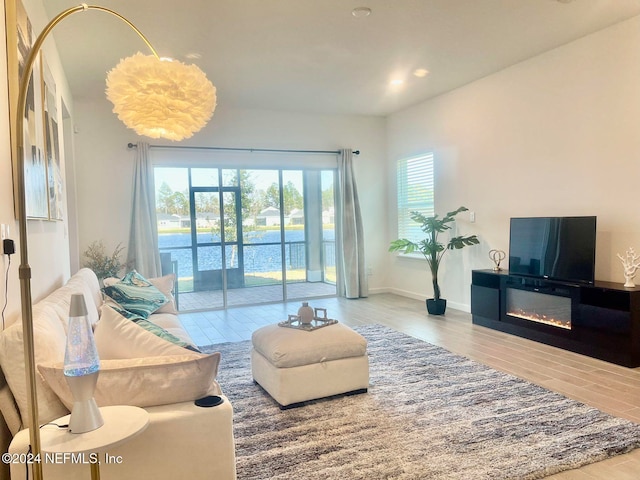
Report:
201,324,640,479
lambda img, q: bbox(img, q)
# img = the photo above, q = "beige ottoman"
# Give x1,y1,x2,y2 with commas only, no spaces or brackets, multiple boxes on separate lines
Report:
251,323,369,408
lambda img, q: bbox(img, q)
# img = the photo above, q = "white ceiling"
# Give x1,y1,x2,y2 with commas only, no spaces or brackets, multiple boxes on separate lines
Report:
43,0,640,117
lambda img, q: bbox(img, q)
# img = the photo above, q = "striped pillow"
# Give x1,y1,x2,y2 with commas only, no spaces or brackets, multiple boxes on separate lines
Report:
103,270,168,318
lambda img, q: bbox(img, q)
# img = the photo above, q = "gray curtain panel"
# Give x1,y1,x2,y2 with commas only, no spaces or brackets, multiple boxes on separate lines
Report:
127,142,162,277
336,149,368,298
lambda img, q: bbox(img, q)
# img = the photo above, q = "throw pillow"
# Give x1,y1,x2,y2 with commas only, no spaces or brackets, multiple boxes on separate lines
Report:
101,297,146,321
133,319,200,353
0,303,70,428
104,273,178,315
38,352,221,409
102,270,168,318
148,274,179,314
95,305,199,359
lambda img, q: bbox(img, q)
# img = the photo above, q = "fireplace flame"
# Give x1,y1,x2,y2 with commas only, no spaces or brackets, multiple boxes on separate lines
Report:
507,309,571,330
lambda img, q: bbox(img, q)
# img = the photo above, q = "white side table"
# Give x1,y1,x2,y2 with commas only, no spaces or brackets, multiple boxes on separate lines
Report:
40,405,149,480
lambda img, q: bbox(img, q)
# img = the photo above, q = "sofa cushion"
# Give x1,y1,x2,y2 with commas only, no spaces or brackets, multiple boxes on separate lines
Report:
104,273,178,315
0,370,22,435
95,306,198,359
38,352,221,409
70,268,103,316
102,271,168,318
0,303,70,427
45,270,100,329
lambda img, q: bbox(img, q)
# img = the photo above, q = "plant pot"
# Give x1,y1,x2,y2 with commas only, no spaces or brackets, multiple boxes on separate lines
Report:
426,298,447,315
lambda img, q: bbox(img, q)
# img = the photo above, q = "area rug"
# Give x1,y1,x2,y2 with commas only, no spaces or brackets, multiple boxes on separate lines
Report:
201,324,640,479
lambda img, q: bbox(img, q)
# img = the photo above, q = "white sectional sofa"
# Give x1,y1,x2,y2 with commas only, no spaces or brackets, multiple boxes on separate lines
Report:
0,268,236,480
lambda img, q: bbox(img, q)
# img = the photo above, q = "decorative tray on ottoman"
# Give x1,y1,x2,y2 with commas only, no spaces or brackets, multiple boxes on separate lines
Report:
278,307,338,331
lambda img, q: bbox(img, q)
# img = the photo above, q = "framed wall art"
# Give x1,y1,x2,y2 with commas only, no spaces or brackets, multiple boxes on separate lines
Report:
5,0,49,219
42,56,63,221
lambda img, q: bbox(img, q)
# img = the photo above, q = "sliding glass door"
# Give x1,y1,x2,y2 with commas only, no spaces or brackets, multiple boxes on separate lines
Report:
232,169,284,306
155,165,337,311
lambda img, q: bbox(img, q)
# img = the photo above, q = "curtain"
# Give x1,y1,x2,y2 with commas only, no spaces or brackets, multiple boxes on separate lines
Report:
336,149,368,298
127,142,162,277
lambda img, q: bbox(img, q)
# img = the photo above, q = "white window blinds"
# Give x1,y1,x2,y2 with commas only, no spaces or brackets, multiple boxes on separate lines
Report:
397,153,434,242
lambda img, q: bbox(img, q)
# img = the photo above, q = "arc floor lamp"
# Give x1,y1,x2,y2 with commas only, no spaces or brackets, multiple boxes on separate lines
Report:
12,4,216,479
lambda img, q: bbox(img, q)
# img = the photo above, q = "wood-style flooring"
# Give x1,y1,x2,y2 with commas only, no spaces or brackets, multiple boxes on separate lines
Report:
179,293,640,479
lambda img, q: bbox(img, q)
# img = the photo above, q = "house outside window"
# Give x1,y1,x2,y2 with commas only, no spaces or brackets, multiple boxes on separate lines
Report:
397,153,434,242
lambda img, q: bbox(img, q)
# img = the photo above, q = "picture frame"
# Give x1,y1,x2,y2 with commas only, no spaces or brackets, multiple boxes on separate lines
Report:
42,56,64,221
5,0,49,219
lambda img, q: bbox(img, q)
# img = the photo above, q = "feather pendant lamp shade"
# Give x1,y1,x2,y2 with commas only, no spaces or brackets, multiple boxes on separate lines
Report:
106,53,217,141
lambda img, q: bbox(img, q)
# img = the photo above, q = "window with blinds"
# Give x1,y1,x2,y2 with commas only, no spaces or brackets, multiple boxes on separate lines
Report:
397,153,434,242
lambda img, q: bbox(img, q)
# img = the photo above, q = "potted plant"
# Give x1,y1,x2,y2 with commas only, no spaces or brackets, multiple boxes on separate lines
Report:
389,206,479,315
82,240,126,284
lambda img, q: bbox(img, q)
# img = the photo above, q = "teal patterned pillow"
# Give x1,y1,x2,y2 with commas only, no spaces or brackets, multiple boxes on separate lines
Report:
103,301,145,321
103,270,168,318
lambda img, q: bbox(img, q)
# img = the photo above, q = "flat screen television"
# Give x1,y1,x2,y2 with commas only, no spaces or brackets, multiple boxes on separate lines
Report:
508,216,596,284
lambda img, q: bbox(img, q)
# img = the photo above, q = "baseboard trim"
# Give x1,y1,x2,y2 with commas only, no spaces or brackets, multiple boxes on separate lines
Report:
447,301,470,313
367,287,390,295
386,288,470,313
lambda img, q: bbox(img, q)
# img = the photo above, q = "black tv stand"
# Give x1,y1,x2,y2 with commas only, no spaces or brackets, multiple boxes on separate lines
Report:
471,269,640,367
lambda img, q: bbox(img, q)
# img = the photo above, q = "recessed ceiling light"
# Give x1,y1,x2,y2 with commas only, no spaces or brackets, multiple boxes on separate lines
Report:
413,68,429,78
390,79,404,86
352,7,372,18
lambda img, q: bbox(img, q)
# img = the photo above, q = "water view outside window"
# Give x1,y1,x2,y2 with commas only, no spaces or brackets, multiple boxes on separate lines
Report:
154,166,337,310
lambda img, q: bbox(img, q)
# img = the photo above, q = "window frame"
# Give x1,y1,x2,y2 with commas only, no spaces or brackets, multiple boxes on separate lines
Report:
396,153,435,245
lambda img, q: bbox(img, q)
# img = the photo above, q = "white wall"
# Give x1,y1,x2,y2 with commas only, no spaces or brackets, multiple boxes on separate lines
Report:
72,99,388,292
0,0,75,325
12,4,636,318
0,6,16,326
387,16,640,312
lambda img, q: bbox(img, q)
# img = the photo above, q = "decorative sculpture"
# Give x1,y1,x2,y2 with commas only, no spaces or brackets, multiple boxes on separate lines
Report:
297,302,315,325
489,249,506,271
617,248,640,287
279,305,337,331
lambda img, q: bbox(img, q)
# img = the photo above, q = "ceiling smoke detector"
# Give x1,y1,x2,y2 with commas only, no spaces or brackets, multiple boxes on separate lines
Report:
352,7,372,18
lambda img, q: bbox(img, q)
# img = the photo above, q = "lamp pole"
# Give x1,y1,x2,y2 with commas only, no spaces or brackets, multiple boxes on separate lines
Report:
14,6,158,479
